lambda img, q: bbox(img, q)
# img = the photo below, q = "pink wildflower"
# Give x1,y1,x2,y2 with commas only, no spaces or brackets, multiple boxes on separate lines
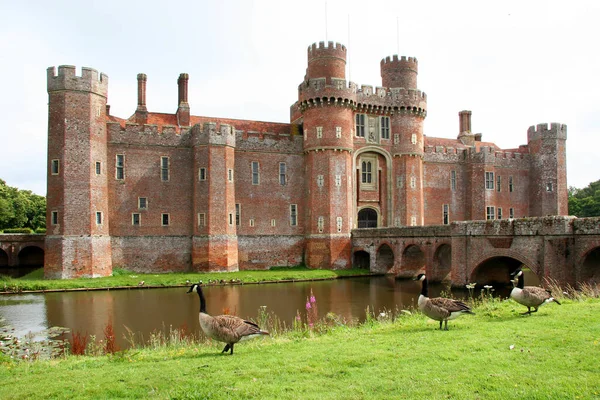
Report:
306,301,311,310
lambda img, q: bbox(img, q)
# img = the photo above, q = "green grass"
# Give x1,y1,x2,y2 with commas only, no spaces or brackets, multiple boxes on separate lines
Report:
0,267,372,293
1,298,599,399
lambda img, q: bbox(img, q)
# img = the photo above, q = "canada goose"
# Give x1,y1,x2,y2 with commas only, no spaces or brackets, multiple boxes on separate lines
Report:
187,283,269,354
510,268,561,314
414,273,475,330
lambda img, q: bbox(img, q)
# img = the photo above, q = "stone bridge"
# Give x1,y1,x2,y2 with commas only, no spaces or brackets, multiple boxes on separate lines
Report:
0,234,45,269
352,216,600,287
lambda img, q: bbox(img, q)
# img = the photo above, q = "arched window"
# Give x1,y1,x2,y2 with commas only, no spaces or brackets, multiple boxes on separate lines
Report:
358,208,378,228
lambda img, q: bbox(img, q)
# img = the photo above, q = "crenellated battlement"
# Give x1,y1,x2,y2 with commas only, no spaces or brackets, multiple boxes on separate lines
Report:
47,65,108,97
423,144,530,167
107,121,191,146
527,122,567,142
307,41,347,60
380,55,418,67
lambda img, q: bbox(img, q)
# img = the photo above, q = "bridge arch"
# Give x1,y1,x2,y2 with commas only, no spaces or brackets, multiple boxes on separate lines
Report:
400,244,425,276
580,246,600,284
18,246,44,268
470,255,532,286
353,250,370,270
0,248,8,267
374,243,395,273
432,243,452,281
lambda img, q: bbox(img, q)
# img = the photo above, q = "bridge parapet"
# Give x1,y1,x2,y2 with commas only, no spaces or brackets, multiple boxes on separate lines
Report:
573,217,600,234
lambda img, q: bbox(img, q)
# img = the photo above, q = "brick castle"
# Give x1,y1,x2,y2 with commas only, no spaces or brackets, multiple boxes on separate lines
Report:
45,41,567,278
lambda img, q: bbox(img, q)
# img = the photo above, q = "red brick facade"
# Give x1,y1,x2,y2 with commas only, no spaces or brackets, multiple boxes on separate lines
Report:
45,41,567,278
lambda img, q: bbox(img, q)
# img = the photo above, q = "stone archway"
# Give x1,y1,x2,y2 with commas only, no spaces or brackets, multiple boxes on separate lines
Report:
18,246,44,267
375,244,394,273
432,244,451,282
0,249,8,267
398,244,425,278
470,256,538,286
353,250,370,270
580,246,600,284
358,208,378,228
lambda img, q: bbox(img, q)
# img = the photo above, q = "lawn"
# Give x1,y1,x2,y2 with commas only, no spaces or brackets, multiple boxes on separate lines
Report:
1,295,598,399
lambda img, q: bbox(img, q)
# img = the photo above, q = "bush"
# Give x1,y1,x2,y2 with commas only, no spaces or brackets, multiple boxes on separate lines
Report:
34,228,46,234
2,228,33,234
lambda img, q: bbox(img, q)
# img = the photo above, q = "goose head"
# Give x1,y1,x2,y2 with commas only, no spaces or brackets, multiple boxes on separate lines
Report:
187,283,201,294
413,273,426,281
510,268,523,278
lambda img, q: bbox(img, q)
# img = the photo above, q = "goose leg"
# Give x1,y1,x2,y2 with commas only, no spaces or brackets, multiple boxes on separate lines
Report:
521,307,532,315
229,343,234,355
439,320,443,330
221,344,230,354
531,307,538,313
444,320,449,331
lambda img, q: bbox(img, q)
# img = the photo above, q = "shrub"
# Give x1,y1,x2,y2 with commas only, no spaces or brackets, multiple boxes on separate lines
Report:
2,228,33,234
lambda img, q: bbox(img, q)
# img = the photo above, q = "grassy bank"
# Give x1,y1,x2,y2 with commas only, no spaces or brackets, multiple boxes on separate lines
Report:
0,267,371,293
1,296,599,399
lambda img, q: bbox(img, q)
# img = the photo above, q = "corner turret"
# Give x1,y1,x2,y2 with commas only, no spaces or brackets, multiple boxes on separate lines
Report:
306,41,347,84
380,55,418,89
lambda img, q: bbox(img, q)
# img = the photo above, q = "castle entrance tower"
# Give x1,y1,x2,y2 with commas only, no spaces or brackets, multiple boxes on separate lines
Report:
46,66,112,278
382,56,427,226
298,42,355,269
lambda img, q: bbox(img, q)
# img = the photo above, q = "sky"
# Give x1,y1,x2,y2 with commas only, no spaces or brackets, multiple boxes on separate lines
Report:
1,0,598,196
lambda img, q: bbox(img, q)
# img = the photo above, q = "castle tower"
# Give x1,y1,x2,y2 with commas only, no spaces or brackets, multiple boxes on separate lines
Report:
192,122,239,271
300,42,353,268
382,56,426,226
46,66,112,278
527,123,568,216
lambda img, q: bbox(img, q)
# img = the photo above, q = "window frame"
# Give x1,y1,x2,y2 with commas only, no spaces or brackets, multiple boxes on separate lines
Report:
380,116,390,140
51,159,60,175
138,197,148,210
485,171,494,190
355,114,366,137
279,162,287,186
251,161,260,185
161,213,170,226
443,204,449,225
199,167,207,181
132,213,141,226
486,206,495,220
290,204,298,226
116,154,124,180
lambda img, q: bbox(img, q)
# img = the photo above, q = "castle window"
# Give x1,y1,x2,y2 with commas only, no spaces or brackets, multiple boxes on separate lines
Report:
51,211,58,225
361,161,373,185
279,163,287,186
397,176,404,189
411,216,417,226
95,211,103,225
394,134,399,145
317,216,324,233
249,218,255,227
229,213,234,226
380,116,390,139
316,126,323,139
443,204,449,225
509,208,514,219
410,176,416,189
228,169,234,183
116,154,124,180
138,197,148,210
198,213,206,227
486,206,495,220
235,204,241,226
546,182,554,192
132,213,141,226
411,134,417,145
355,114,366,137
336,126,342,138
161,156,170,181
162,213,170,226
51,159,59,175
509,176,514,192
199,168,207,181
497,175,502,192
251,161,260,185
485,172,494,190
335,175,341,187
317,175,324,187
271,219,276,227
497,207,503,220
95,162,101,175
336,217,343,233
290,204,298,226
451,170,456,190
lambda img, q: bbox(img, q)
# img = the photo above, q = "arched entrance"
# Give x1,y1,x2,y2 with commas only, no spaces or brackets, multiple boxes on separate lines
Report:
580,247,600,284
399,244,425,278
433,244,451,281
470,256,539,286
375,244,394,273
18,246,44,268
0,249,8,267
358,208,378,228
353,250,370,270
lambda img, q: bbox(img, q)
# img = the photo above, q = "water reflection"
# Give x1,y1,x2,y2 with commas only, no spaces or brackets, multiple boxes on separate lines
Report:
0,275,523,349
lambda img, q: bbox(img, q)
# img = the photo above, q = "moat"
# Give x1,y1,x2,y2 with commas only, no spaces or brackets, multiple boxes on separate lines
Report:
0,275,537,349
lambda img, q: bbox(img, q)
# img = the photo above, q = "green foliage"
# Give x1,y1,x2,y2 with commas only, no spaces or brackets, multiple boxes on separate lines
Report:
0,179,46,231
568,179,600,217
2,228,33,234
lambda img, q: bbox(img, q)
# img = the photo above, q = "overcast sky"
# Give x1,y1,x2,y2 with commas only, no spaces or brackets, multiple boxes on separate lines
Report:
1,0,598,196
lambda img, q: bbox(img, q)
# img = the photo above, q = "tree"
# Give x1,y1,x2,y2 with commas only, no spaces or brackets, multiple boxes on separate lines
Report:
0,179,46,231
568,179,600,217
